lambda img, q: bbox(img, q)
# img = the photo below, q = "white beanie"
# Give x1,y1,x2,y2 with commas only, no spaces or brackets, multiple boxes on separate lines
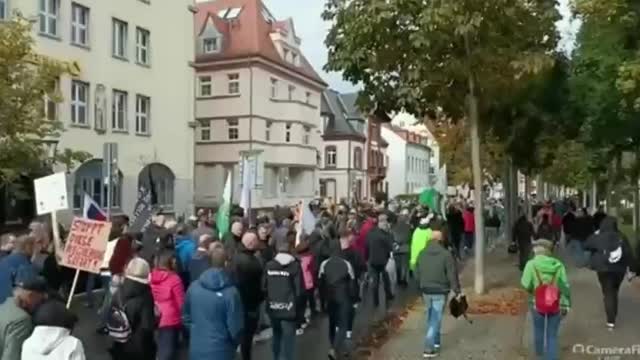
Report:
124,257,150,285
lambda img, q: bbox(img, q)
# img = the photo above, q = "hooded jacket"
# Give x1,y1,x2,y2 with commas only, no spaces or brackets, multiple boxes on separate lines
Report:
264,253,304,321
231,247,265,312
520,254,571,310
0,298,32,360
21,327,85,360
150,269,185,328
188,249,210,285
175,236,196,272
585,217,633,273
410,225,433,271
415,242,460,295
391,219,412,254
0,253,35,304
355,217,376,260
365,227,393,267
319,254,358,303
183,268,244,360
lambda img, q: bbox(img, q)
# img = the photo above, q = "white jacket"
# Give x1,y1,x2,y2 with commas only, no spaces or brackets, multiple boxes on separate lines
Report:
21,326,86,360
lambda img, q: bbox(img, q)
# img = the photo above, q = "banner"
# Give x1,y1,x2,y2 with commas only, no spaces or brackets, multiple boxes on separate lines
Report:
129,187,153,233
62,217,112,274
216,173,232,238
34,172,69,215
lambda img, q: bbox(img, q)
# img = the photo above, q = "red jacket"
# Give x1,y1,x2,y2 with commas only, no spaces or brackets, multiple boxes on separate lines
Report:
463,210,475,233
150,269,185,328
108,237,134,275
355,217,376,260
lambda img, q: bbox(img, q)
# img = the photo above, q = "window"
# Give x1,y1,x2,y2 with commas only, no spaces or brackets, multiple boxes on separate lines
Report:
288,85,295,101
136,27,150,65
305,91,311,104
0,0,6,20
228,73,240,94
72,160,122,209
112,90,128,131
138,164,175,208
227,118,239,140
71,80,89,126
112,18,128,59
303,126,310,145
135,95,150,135
202,37,219,53
265,121,272,141
270,78,278,98
94,84,107,131
354,147,362,169
39,0,59,36
71,3,89,46
199,76,212,97
325,146,337,167
200,121,210,141
285,123,291,143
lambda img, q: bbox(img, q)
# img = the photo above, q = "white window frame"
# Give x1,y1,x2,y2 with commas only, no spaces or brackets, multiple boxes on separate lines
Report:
200,121,211,141
136,27,150,65
112,90,128,131
39,0,59,37
135,95,150,135
112,18,128,59
270,78,278,98
71,80,89,126
288,85,295,101
199,76,212,97
303,126,310,145
71,3,89,46
202,37,219,53
265,121,272,141
228,73,240,94
326,147,337,167
227,118,239,140
285,123,291,143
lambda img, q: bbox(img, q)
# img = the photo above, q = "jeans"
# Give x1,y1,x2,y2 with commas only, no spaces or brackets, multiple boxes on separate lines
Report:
241,310,260,360
394,253,409,284
271,318,296,360
597,272,625,324
327,300,352,352
85,273,96,306
567,240,588,268
99,276,112,326
157,326,180,360
531,309,561,360
463,232,475,251
486,227,499,248
369,264,393,307
423,294,447,351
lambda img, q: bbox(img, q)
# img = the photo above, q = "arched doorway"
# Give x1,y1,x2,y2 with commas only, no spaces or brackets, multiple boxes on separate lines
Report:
72,159,123,210
138,163,175,210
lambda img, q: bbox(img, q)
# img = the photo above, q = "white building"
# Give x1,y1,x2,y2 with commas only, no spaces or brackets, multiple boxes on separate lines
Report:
192,0,327,211
5,0,195,221
381,124,431,197
392,112,440,185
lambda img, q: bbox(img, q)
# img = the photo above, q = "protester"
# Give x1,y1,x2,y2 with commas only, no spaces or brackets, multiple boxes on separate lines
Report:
536,214,554,242
592,206,607,231
339,225,366,342
264,233,304,360
223,220,244,258
295,235,317,327
21,299,86,360
109,257,156,360
257,223,276,265
410,216,434,271
462,205,475,255
175,225,196,287
231,232,264,360
391,209,412,286
513,213,535,271
140,215,171,265
0,234,15,260
584,217,633,329
573,208,595,266
354,209,376,260
319,229,359,360
183,244,244,360
188,234,214,284
0,235,37,304
365,212,394,308
446,204,464,259
150,251,185,360
191,213,215,243
415,230,461,358
0,273,47,360
309,219,332,311
520,239,571,360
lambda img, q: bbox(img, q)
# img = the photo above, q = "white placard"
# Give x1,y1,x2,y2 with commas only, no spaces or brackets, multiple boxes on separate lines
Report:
34,172,69,215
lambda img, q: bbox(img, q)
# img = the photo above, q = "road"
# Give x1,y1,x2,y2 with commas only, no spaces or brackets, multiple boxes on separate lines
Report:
71,281,417,360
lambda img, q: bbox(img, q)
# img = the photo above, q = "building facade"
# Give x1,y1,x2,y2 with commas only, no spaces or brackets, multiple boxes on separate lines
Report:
193,0,327,210
2,0,195,226
381,125,431,197
392,112,440,185
319,90,367,204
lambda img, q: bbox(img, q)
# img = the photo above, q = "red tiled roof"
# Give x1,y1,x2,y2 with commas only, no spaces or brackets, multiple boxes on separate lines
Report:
195,0,327,87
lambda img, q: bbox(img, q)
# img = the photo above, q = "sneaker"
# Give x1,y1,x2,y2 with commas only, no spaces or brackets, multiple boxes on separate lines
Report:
328,349,336,360
606,323,615,330
254,328,273,342
423,350,438,358
301,322,309,330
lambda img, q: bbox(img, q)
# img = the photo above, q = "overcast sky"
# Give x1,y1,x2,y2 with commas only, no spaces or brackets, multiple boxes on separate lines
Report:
263,0,580,93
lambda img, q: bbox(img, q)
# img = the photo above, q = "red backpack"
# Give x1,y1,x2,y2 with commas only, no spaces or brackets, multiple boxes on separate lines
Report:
533,267,560,315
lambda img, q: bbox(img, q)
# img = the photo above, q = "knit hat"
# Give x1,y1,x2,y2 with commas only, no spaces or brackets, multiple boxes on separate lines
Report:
124,257,150,285
33,299,78,330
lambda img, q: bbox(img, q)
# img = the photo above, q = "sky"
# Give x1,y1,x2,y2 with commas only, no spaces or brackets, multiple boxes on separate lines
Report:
263,0,581,92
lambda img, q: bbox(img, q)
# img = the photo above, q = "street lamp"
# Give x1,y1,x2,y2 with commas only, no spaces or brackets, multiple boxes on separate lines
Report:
40,138,59,168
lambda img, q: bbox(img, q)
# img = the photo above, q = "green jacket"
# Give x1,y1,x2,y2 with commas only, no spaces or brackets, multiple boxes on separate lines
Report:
410,226,433,271
520,255,571,310
0,298,32,360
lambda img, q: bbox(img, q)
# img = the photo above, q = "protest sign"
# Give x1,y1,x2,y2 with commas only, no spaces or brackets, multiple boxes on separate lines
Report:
129,187,154,233
62,217,111,274
34,172,69,215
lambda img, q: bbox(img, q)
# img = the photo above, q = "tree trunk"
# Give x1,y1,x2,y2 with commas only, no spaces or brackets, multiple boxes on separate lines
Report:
468,93,485,294
503,156,512,244
524,174,531,219
591,180,598,213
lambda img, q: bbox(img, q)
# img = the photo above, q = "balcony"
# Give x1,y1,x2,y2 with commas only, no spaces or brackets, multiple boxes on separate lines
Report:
367,165,387,179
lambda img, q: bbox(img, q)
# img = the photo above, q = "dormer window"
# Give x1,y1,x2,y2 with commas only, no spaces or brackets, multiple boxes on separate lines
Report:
202,37,219,54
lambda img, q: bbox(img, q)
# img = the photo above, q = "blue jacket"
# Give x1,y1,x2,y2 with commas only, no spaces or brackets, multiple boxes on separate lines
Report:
175,236,196,271
0,254,36,303
183,268,244,360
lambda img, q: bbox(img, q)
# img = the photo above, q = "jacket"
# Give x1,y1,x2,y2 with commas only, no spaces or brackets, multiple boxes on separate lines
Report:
355,218,376,260
299,253,315,290
175,236,196,272
463,210,475,233
585,217,633,273
109,237,133,275
0,254,36,304
150,269,185,328
520,254,571,310
342,247,367,281
188,249,210,285
415,242,460,295
0,298,32,360
365,227,393,267
222,233,242,258
183,268,244,360
21,327,85,360
309,230,331,260
139,225,170,264
319,255,358,303
231,247,265,311
264,253,304,321
110,279,157,360
391,220,412,254
410,225,433,271
513,216,534,247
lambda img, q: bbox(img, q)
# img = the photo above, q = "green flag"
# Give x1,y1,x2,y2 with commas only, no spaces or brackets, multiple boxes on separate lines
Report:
419,188,440,214
216,173,231,238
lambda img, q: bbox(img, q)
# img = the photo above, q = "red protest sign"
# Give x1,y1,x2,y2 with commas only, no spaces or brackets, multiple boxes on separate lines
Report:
62,217,112,274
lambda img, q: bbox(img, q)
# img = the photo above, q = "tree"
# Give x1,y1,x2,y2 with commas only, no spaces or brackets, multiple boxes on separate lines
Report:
0,16,90,187
324,0,560,293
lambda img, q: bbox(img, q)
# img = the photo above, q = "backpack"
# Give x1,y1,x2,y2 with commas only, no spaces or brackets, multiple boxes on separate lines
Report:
106,300,132,343
533,267,560,315
605,240,623,264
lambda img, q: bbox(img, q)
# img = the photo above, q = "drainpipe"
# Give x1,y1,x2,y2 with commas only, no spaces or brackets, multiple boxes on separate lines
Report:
248,65,254,224
347,140,352,204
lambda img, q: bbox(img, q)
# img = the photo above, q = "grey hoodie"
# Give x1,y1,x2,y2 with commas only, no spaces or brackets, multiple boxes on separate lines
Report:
415,242,460,295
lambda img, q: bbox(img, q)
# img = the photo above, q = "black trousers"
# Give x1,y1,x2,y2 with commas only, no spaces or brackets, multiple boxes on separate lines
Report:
369,264,392,306
241,310,260,360
394,253,409,284
328,300,352,353
597,271,625,324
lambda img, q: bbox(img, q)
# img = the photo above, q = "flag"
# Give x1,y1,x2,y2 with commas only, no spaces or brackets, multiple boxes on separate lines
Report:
83,193,107,221
147,168,158,205
216,173,232,238
239,159,252,217
419,188,441,214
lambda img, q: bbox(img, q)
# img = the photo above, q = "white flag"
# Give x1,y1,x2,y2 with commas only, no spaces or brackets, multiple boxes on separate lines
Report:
239,159,252,217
